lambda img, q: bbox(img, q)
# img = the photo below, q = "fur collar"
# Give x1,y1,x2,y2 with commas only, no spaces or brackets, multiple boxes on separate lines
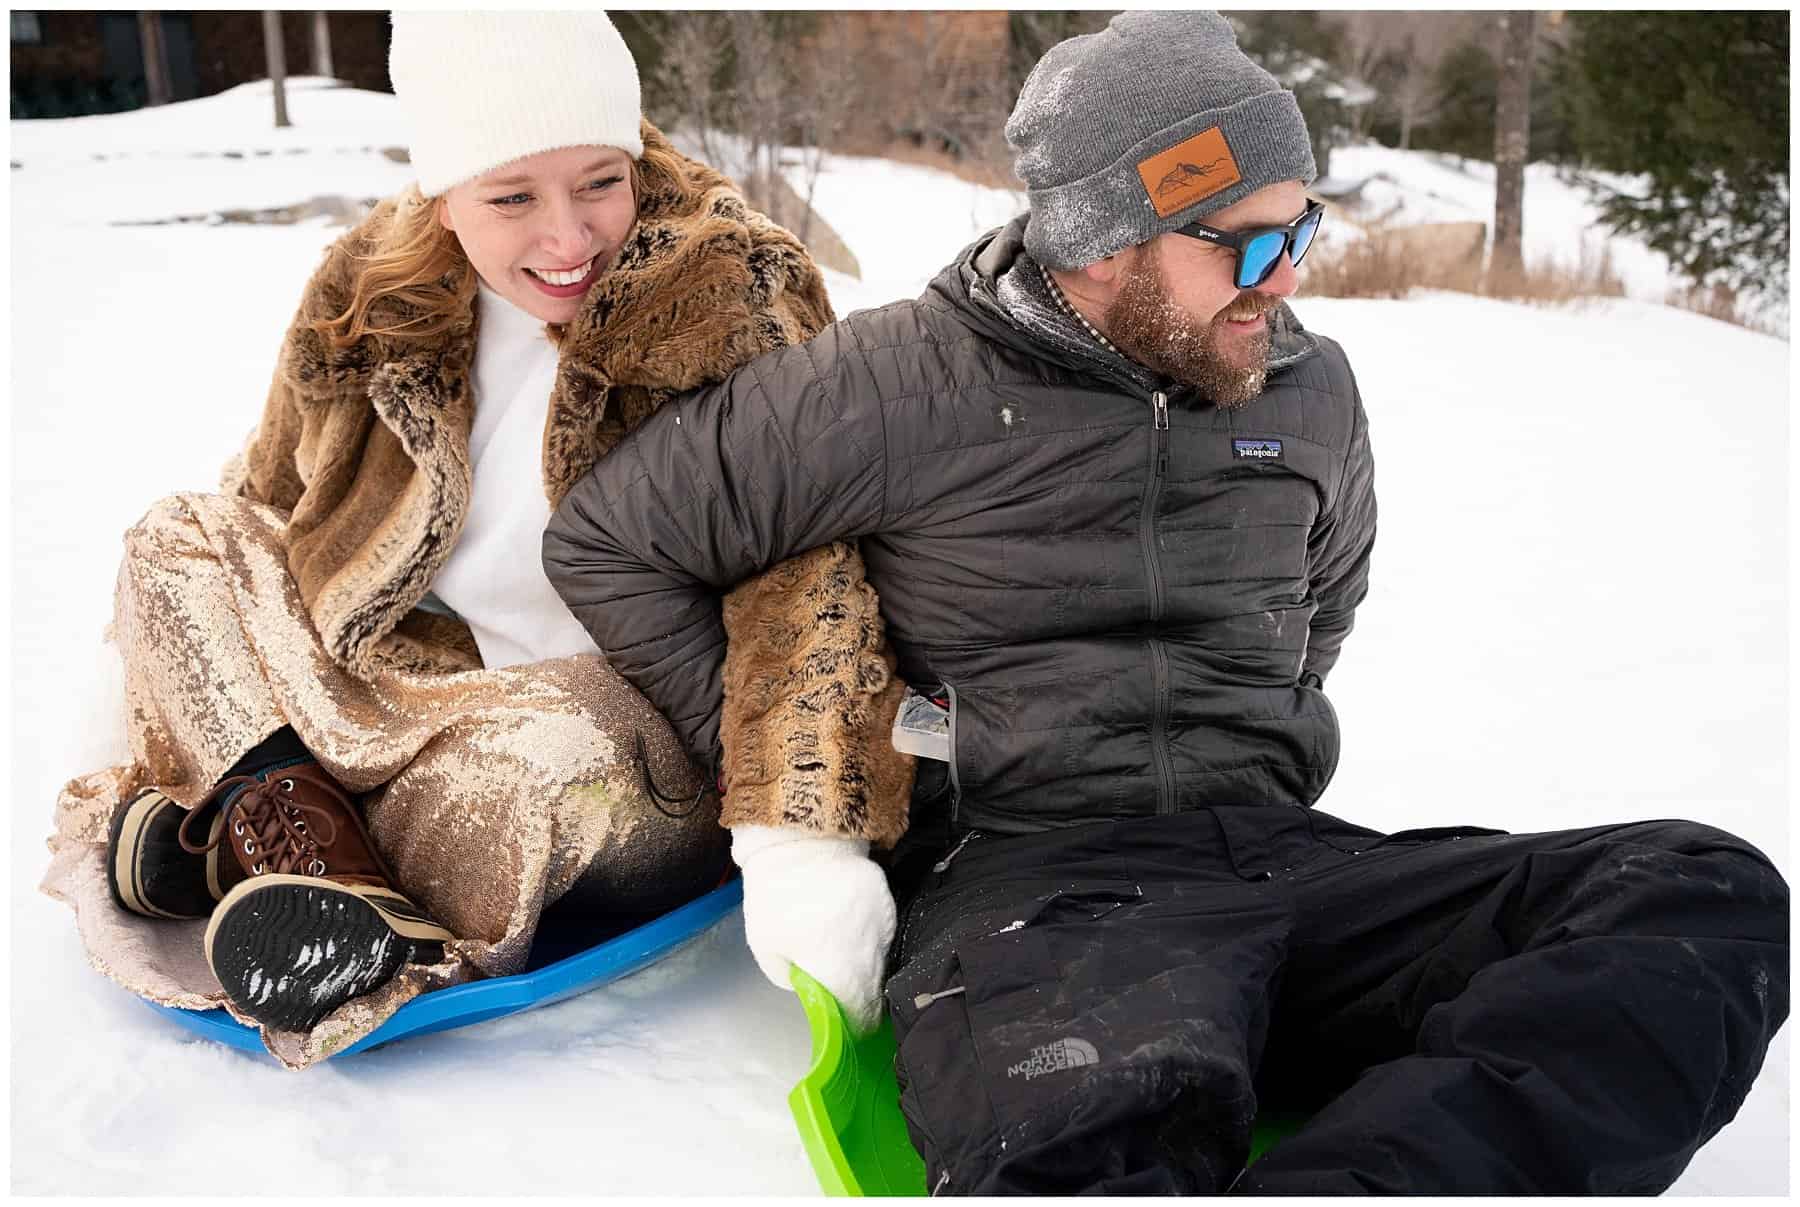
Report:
278,120,832,504
265,120,832,673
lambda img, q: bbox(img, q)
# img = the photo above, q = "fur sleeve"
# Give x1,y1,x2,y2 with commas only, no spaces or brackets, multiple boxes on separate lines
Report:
719,544,915,849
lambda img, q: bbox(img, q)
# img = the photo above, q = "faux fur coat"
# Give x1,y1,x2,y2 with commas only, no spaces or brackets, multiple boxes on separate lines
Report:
219,122,914,844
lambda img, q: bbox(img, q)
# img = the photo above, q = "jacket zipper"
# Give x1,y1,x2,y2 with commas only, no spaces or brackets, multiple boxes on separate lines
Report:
942,681,964,825
1142,392,1176,815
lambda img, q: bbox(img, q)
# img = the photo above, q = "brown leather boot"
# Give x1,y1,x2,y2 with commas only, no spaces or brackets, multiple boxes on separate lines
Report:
190,762,453,1031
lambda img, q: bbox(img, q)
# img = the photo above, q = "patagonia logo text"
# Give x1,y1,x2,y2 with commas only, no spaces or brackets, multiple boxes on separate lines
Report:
1233,438,1284,461
1006,1037,1100,1080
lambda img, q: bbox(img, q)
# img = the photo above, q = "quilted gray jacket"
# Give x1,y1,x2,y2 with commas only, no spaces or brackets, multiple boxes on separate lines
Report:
545,217,1376,838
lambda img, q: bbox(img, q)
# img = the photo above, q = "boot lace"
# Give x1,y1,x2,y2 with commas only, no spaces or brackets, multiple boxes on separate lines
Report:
176,765,350,877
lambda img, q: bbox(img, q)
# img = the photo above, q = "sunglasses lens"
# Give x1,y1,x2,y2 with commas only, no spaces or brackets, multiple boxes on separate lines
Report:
1239,231,1286,288
1290,208,1322,267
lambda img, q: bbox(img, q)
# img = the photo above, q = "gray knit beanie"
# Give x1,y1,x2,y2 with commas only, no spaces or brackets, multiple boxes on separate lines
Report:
1007,11,1316,270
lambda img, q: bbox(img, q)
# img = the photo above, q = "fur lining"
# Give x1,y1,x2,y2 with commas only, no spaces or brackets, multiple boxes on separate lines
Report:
369,608,485,676
719,543,915,848
314,353,475,674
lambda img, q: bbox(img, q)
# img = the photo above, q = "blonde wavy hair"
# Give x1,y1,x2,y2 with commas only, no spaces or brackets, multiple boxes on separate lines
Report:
313,147,691,349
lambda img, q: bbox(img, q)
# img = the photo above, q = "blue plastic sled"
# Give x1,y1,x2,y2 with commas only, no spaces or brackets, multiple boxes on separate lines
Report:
143,879,744,1060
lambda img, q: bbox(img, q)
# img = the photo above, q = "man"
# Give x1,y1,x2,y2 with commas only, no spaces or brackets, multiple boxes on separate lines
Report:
545,12,1787,1195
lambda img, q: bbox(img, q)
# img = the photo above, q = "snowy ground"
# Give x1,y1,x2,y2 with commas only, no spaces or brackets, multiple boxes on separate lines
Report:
11,85,1790,1195
1325,144,1678,300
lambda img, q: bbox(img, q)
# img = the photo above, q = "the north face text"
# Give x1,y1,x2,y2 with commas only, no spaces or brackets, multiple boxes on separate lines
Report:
1006,1037,1101,1080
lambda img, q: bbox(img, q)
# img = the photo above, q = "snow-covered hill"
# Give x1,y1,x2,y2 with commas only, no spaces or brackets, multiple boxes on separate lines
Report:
10,84,1788,1195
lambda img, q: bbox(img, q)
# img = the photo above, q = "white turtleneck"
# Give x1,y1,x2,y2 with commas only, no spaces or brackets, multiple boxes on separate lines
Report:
426,281,604,669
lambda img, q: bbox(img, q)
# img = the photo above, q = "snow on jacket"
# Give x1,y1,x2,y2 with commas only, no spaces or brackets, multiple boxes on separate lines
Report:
219,120,914,836
545,214,1377,841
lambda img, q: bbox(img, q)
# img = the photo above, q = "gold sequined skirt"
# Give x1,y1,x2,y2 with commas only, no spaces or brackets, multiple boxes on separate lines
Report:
41,493,724,1068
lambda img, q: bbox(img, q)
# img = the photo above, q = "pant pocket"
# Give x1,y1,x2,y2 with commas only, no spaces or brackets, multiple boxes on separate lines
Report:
886,885,1157,1191
955,896,1289,1190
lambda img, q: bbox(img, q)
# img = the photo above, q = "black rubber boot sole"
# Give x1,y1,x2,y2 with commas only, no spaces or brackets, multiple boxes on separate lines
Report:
203,875,452,1032
106,789,217,920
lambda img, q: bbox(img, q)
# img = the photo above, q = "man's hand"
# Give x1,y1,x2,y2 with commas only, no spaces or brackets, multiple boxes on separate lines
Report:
731,824,896,1034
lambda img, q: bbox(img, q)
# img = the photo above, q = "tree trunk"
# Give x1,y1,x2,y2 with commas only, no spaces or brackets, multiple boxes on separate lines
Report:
263,11,291,128
312,11,335,80
1492,11,1534,278
138,12,171,107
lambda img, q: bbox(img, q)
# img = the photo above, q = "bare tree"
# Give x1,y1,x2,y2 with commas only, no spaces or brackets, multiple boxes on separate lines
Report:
644,10,1024,265
1388,46,1437,150
1332,15,1388,142
648,13,730,168
647,13,859,241
1329,11,1485,150
138,12,172,107
1492,11,1534,276
262,11,291,127
648,13,780,216
838,12,1020,182
312,11,335,80
786,13,860,247
728,13,787,223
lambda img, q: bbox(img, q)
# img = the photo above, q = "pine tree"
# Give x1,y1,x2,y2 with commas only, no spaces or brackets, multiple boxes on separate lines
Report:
1556,11,1787,299
1427,40,1499,162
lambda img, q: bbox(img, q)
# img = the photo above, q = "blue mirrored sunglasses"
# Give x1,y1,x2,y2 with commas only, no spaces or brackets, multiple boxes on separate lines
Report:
1173,198,1325,290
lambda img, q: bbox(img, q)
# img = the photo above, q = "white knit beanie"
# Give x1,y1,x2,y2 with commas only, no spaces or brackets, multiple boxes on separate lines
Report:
388,10,644,197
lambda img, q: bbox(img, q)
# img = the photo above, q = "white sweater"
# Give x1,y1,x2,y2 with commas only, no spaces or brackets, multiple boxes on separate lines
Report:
427,282,604,669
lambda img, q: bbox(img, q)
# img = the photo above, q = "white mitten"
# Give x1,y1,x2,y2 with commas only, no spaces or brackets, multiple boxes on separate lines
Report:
731,824,896,1034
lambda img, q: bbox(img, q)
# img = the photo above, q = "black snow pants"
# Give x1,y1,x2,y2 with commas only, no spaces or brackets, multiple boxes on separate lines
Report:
880,803,1788,1195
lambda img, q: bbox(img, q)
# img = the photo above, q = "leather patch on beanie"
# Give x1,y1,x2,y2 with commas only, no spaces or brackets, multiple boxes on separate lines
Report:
1136,126,1243,219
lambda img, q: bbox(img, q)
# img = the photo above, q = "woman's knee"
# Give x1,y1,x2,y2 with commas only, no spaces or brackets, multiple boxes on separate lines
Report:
120,494,198,558
500,709,724,911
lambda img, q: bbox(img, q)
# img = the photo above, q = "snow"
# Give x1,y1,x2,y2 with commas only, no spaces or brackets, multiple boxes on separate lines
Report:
785,150,1025,315
1329,143,1683,304
9,85,1789,1195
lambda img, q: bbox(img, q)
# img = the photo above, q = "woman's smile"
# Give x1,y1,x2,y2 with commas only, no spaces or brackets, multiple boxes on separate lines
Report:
523,255,602,297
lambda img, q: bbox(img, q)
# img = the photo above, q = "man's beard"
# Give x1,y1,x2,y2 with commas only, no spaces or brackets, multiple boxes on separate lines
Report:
1102,250,1278,407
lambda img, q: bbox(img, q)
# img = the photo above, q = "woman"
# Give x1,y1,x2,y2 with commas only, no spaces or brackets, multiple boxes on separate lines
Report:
42,11,911,1067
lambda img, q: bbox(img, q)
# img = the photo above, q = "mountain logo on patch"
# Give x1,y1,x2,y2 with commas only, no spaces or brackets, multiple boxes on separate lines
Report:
1233,438,1284,461
1136,126,1243,218
1156,157,1231,196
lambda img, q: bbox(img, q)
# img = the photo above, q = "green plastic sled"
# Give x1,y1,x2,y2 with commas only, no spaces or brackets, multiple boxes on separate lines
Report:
786,967,1304,1196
